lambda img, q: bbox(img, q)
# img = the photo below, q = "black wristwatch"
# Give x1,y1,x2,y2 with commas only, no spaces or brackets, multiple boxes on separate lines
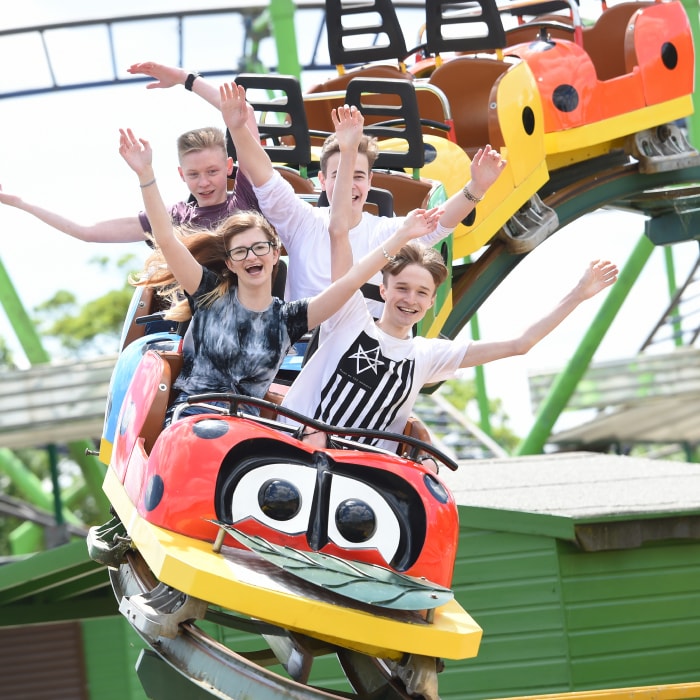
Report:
184,72,201,91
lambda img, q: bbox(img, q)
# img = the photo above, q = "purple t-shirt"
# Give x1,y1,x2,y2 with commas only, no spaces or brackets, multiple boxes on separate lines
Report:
138,169,259,235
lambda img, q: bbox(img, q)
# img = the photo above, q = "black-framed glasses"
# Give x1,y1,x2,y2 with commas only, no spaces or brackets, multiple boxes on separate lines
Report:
227,240,275,261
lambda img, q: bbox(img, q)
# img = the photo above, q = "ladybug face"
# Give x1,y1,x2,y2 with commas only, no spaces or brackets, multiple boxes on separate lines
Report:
227,459,404,565
215,440,452,576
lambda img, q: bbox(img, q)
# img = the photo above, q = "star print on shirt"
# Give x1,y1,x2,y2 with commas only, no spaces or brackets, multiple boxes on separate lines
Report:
314,330,416,439
348,343,386,375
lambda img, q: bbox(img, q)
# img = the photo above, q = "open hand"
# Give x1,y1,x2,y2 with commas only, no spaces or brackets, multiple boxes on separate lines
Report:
220,82,249,131
126,62,186,89
118,128,153,176
469,145,507,198
331,104,364,152
400,206,442,241
576,260,618,300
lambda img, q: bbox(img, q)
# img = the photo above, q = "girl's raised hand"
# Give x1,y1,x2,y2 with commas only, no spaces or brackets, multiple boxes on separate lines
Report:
399,207,442,241
118,128,152,176
575,259,619,300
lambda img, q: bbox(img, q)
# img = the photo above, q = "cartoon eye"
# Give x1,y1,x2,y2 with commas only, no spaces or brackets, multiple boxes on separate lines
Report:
230,463,316,535
335,499,376,542
328,475,401,563
259,479,301,521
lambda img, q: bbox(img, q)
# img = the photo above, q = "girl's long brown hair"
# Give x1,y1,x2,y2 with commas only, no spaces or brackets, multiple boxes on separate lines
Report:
131,210,281,322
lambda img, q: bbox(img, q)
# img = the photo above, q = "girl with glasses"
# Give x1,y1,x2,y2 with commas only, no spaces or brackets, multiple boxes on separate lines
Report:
118,106,440,423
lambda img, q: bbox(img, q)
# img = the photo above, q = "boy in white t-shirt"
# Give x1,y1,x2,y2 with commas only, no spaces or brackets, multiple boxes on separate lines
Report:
282,120,620,453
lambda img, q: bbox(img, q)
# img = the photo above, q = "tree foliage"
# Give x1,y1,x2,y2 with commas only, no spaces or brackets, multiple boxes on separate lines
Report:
440,378,521,452
32,254,137,358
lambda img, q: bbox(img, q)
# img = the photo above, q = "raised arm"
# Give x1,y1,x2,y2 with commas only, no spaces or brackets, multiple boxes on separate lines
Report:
0,184,146,243
436,145,507,232
219,82,274,187
328,105,364,282
127,62,222,109
459,259,619,368
118,129,203,294
127,62,261,143
306,208,441,329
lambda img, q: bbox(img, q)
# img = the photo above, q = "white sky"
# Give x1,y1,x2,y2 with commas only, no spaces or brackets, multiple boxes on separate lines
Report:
0,1,696,436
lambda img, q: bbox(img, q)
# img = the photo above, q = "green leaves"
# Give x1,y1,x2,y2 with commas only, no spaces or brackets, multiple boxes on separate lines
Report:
213,522,453,611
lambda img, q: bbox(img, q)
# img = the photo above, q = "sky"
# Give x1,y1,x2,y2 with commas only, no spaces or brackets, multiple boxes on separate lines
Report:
0,1,697,437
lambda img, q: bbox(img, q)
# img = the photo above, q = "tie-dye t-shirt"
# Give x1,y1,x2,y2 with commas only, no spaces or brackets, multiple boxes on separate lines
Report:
174,267,309,403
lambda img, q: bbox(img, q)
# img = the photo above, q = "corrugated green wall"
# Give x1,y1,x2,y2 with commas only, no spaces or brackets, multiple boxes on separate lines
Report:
559,539,700,689
439,526,570,699
434,523,700,700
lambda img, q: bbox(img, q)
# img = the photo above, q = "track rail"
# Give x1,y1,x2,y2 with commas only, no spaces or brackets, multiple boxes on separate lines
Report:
444,157,700,339
110,550,419,700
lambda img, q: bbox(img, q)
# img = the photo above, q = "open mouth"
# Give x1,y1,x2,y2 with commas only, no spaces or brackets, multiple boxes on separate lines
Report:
244,263,265,276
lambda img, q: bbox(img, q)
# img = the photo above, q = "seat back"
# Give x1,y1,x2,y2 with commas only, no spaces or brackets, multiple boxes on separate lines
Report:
274,165,316,194
505,16,576,47
369,171,436,216
398,415,433,459
304,66,413,144
227,74,312,176
428,56,509,149
140,351,183,454
325,0,409,66
120,286,156,351
260,383,289,420
345,78,425,171
424,0,507,54
317,186,395,218
583,2,648,81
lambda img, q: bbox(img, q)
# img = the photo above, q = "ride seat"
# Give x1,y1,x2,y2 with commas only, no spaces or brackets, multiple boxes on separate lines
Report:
427,57,508,151
274,165,317,194
369,171,436,216
398,415,433,460
583,2,650,81
121,286,157,350
316,186,395,218
504,14,576,47
140,350,184,454
228,166,316,197
304,66,413,142
260,383,289,420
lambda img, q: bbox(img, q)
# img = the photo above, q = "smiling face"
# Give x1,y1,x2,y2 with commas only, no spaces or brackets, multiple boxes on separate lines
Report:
178,146,233,207
224,226,279,288
318,151,372,226
379,264,437,334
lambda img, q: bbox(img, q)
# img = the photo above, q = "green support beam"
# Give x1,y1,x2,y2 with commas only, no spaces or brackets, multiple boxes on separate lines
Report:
269,0,301,79
0,257,49,365
0,448,84,528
